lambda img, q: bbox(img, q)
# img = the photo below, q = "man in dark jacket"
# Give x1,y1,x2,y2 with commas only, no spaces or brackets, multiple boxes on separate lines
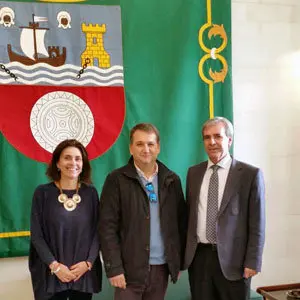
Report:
99,123,187,300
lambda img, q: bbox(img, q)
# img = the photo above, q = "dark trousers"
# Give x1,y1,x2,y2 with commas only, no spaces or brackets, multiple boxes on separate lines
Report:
115,264,169,300
188,243,251,300
49,290,92,300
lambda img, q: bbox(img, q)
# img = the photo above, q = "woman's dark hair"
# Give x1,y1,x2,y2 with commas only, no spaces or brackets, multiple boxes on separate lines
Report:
46,139,92,184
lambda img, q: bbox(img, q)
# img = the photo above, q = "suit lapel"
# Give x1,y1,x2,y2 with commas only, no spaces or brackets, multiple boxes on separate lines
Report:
190,162,207,219
218,159,242,217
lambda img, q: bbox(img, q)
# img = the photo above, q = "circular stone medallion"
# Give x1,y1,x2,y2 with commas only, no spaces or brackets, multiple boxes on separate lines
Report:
30,91,94,153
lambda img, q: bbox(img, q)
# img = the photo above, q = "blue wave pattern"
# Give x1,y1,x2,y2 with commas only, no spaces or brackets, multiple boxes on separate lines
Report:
0,62,124,86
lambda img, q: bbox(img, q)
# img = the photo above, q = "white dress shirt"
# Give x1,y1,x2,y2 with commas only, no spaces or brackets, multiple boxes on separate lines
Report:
197,154,232,243
134,162,158,182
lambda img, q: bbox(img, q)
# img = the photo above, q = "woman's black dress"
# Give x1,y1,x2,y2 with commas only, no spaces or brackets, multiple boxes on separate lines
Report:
29,182,102,300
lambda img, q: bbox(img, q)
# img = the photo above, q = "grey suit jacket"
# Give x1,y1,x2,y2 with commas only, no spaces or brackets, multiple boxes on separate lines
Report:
184,158,265,280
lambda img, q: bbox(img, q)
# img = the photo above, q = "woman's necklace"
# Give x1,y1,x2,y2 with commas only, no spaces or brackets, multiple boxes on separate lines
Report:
57,181,81,211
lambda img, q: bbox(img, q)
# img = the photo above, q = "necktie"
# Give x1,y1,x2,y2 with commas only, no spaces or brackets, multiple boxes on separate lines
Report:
206,165,219,244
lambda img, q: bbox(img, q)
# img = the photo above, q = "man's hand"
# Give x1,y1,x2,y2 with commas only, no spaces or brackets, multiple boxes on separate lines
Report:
244,267,257,279
70,261,90,282
109,274,126,289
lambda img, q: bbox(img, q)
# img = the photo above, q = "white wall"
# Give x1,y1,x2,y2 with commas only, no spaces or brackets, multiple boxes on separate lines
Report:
0,257,33,299
1,0,300,298
232,0,300,289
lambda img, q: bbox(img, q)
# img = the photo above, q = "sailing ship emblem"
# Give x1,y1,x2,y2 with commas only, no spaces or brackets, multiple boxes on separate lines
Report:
7,14,66,67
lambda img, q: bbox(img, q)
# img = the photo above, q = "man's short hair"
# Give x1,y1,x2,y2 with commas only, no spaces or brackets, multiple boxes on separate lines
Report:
129,123,160,144
202,117,234,139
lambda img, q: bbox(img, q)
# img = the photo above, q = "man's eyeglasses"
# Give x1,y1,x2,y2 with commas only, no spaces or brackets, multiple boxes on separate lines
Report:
145,182,157,203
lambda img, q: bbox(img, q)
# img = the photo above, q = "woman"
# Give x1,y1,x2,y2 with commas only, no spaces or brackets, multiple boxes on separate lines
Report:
29,139,102,300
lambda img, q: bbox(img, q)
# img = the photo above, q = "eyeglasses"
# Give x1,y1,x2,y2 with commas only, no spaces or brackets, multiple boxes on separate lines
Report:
145,182,157,203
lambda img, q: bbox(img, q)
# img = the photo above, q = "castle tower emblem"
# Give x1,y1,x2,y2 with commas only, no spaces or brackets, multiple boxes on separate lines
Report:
81,23,110,68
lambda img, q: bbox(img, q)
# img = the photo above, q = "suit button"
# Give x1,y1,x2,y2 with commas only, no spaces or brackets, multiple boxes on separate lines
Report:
146,215,150,220
145,245,150,251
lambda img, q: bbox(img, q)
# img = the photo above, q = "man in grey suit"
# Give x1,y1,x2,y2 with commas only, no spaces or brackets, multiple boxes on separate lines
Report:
184,117,265,300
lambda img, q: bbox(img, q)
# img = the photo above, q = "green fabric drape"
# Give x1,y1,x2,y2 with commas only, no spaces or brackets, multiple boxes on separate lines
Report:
0,0,232,257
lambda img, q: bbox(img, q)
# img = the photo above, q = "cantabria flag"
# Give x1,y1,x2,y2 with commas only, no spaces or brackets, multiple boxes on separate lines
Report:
0,0,231,257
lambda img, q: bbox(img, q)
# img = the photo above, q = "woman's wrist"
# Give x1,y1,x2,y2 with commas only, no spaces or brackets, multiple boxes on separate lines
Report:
51,264,61,275
49,260,59,270
49,261,61,274
85,261,92,271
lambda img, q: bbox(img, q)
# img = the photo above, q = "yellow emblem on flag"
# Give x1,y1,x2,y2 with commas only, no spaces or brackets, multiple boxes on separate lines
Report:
198,0,228,119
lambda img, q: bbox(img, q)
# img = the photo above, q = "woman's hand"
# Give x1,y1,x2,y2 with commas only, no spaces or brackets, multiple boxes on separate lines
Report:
70,261,90,282
55,263,77,283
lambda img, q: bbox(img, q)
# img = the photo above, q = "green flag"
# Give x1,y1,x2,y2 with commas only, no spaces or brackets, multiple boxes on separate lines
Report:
0,0,231,257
